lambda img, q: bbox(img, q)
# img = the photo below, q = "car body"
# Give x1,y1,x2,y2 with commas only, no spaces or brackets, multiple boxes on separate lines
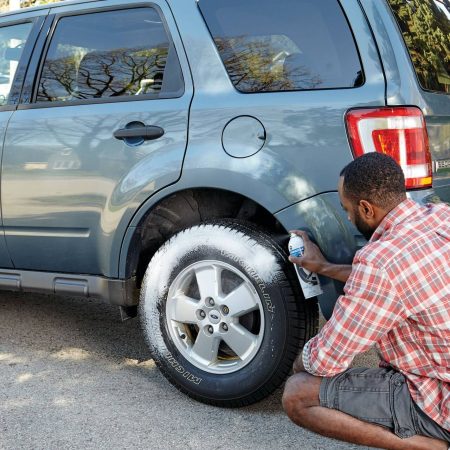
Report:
0,0,448,404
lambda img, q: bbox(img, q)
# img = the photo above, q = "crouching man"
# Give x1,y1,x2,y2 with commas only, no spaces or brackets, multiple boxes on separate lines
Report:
283,153,449,450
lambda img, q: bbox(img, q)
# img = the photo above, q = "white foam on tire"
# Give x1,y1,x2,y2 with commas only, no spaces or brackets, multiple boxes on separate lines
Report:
140,223,281,368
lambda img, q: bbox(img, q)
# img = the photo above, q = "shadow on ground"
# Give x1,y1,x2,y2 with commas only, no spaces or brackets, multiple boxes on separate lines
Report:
0,292,377,450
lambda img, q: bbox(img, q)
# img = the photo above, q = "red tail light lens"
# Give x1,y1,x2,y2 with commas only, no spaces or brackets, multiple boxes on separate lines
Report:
346,107,432,189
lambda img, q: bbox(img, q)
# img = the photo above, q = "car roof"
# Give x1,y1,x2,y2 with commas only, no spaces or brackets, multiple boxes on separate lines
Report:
0,0,103,18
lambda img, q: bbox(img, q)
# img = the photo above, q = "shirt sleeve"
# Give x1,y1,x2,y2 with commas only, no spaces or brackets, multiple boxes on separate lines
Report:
302,260,405,377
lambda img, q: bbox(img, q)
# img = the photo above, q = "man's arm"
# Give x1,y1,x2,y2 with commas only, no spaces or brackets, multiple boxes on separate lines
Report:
288,230,352,283
299,262,405,377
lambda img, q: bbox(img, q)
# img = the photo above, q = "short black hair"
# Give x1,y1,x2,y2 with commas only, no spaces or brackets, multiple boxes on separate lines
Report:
340,153,406,209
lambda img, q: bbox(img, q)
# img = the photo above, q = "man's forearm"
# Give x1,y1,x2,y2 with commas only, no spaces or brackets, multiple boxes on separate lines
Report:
319,263,352,283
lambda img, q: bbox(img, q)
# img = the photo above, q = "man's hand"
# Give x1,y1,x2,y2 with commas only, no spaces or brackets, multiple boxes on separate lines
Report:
288,230,352,283
288,230,329,274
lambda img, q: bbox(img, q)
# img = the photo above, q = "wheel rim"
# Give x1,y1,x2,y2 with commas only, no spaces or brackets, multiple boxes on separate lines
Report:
166,260,265,374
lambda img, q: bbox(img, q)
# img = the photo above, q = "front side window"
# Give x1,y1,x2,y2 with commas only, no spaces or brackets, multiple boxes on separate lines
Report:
37,7,184,103
387,0,450,94
198,0,363,93
0,22,32,106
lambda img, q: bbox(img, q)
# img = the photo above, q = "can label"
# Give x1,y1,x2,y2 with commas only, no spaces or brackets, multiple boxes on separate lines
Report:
288,233,323,299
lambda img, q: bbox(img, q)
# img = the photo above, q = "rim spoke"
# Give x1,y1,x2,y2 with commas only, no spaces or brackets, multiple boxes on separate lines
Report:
191,331,220,365
167,260,265,374
169,295,199,324
223,283,258,318
195,265,222,300
222,323,258,360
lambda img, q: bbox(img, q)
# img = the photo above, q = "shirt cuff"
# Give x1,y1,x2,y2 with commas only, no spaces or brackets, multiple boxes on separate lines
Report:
301,339,314,374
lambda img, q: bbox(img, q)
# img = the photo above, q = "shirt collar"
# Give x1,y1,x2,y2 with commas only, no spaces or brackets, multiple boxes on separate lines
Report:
369,199,420,243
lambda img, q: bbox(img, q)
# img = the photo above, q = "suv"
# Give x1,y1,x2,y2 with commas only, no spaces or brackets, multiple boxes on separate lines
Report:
0,0,448,406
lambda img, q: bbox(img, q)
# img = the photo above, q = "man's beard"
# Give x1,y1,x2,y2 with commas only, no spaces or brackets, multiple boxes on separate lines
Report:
354,209,377,241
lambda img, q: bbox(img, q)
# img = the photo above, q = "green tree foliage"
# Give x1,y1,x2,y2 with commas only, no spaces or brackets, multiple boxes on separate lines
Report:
20,0,61,7
0,0,61,12
388,0,450,92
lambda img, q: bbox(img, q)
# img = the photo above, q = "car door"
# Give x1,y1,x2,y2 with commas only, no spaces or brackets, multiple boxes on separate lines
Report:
1,1,193,277
0,12,45,269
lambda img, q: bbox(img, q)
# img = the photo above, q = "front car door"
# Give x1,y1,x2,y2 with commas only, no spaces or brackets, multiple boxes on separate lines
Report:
1,1,192,277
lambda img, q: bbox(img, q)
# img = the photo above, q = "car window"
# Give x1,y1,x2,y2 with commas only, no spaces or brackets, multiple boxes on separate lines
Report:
198,0,363,93
0,22,33,106
387,0,450,94
36,7,184,103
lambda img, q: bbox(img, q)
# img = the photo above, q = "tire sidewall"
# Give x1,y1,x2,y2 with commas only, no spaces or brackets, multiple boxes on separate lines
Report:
140,224,294,403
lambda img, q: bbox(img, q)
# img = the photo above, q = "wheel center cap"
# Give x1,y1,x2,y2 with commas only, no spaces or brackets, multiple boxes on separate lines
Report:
209,310,221,324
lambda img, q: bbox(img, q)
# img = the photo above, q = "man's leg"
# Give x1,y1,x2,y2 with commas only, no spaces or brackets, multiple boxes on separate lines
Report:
282,371,448,450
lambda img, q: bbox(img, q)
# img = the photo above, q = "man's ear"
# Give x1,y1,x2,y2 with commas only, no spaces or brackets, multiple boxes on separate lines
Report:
358,200,375,219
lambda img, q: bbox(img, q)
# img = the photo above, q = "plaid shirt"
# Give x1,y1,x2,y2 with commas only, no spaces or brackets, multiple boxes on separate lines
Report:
302,199,450,430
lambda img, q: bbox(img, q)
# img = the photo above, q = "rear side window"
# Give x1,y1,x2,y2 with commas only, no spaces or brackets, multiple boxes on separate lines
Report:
198,0,363,93
387,0,450,94
36,7,184,103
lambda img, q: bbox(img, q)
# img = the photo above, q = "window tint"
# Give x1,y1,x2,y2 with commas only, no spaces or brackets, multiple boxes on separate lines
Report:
198,0,363,93
0,22,32,106
37,8,183,103
387,0,450,94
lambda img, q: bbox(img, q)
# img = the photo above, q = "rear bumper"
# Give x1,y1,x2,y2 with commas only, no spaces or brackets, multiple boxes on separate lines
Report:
406,188,438,204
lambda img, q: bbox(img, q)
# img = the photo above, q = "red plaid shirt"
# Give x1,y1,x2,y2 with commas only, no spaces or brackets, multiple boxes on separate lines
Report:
302,199,450,430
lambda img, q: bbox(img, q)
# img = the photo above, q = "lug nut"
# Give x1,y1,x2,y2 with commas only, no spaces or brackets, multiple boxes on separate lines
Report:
221,305,229,315
207,326,214,334
199,310,206,318
180,334,186,340
221,323,228,332
206,297,215,306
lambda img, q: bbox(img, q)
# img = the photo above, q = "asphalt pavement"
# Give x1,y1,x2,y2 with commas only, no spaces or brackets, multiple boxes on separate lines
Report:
0,292,379,450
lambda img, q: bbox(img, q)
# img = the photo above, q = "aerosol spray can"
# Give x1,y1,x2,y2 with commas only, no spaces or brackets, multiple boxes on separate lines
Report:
288,233,323,299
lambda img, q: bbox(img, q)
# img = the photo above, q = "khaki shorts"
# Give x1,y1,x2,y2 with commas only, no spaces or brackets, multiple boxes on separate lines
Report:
319,368,450,443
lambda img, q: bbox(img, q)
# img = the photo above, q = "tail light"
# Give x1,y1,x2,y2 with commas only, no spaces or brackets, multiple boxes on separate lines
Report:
345,107,432,189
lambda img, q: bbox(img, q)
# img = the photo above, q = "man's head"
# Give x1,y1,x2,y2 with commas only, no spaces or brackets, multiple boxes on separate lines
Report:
339,153,407,240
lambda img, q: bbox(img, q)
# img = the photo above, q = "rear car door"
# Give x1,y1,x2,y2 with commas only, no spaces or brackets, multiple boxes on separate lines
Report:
1,1,192,276
0,12,44,268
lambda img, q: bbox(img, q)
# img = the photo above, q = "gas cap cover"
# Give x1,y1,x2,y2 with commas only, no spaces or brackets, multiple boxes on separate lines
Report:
222,116,266,158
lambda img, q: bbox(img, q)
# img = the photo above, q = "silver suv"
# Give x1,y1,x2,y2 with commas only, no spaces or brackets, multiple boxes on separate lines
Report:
0,0,448,405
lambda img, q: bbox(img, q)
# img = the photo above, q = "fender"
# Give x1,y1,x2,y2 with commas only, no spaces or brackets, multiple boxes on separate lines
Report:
116,151,321,280
275,192,359,319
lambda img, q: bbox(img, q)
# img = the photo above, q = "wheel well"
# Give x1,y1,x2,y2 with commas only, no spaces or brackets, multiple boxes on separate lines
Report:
126,188,287,286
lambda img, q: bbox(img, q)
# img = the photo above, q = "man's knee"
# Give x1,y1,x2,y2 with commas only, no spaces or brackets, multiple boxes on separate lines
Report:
282,372,321,421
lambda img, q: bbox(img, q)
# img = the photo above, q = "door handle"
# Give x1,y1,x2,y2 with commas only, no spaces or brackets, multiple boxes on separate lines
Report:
113,125,165,141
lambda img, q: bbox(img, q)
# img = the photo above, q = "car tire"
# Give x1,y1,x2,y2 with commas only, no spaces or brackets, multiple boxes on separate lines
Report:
139,220,318,406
